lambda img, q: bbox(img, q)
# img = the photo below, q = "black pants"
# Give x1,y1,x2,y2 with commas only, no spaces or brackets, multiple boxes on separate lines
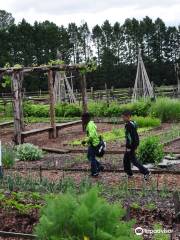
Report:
123,150,149,176
87,146,101,175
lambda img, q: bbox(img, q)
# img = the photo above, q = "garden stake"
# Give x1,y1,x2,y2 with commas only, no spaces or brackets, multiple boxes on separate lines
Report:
0,141,3,178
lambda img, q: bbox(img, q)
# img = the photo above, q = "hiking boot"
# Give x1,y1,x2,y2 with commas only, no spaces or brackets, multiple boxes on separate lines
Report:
99,165,104,172
144,172,151,181
91,172,99,177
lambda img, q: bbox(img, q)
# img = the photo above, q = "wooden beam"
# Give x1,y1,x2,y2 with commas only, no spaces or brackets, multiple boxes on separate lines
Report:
48,70,56,138
81,74,88,114
11,72,24,144
0,64,84,74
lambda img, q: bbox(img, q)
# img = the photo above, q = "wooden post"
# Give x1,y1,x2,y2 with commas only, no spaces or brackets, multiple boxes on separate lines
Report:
11,71,24,145
90,87,94,100
0,141,3,178
105,83,109,106
48,70,56,138
175,63,180,96
81,74,88,114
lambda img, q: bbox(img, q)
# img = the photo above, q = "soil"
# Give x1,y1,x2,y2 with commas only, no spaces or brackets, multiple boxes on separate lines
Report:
0,121,180,239
0,187,179,240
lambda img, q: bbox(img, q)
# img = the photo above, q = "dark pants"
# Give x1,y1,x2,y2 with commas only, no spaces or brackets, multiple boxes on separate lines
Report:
87,146,101,175
123,150,149,176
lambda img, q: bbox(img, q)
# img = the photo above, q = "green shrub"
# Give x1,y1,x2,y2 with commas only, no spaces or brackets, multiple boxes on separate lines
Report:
88,101,107,117
137,136,164,164
35,187,141,240
24,103,49,117
64,104,82,117
16,143,43,161
133,116,161,128
2,145,15,168
153,223,169,240
149,98,180,122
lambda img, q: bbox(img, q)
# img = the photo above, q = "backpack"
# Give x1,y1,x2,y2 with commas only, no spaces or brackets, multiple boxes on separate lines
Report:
95,137,106,157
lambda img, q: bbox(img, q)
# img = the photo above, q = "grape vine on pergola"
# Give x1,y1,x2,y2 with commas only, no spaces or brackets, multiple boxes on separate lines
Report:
0,64,88,145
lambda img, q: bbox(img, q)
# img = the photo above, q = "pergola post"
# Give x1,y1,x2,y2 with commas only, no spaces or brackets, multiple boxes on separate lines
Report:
48,70,56,138
81,73,88,131
11,71,24,145
81,73,88,114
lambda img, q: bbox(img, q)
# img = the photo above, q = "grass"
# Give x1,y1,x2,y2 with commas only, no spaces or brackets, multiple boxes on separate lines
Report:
149,97,180,122
71,127,152,145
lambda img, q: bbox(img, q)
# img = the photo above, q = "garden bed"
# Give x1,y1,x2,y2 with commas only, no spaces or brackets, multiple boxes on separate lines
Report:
0,179,179,240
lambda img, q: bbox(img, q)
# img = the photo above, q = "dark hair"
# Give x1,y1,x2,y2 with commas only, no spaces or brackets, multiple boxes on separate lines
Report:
122,110,132,116
82,112,91,121
81,112,91,131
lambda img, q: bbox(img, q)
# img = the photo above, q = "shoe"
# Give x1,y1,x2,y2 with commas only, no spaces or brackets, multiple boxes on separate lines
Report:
91,172,99,177
144,172,151,181
127,175,134,179
99,165,104,172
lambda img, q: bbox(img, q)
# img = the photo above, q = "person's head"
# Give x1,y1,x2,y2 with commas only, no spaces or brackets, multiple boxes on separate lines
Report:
122,110,132,122
81,112,91,129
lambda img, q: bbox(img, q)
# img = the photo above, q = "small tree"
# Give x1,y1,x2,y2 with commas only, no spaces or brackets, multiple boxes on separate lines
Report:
137,136,164,164
35,187,142,240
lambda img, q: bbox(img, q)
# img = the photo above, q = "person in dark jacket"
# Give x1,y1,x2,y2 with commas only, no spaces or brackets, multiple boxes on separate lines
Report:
81,112,104,177
122,110,150,180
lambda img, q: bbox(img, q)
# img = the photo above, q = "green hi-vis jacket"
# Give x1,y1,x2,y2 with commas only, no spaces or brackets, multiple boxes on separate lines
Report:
86,121,100,147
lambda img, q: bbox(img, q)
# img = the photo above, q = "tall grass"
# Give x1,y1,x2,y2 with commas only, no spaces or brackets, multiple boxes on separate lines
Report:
149,98,180,122
133,116,161,128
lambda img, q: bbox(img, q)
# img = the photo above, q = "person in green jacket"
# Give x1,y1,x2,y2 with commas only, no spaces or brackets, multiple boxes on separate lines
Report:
82,112,104,177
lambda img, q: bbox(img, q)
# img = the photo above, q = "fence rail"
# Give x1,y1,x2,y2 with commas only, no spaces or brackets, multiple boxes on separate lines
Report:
0,86,179,105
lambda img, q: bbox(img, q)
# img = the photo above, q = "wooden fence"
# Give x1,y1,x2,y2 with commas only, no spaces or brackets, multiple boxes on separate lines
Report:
0,85,179,106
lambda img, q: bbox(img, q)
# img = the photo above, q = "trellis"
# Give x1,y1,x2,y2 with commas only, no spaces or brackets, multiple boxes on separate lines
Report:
54,72,76,103
0,65,88,145
132,49,154,101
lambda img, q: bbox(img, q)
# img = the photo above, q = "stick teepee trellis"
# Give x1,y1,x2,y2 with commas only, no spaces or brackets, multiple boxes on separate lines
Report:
132,49,154,101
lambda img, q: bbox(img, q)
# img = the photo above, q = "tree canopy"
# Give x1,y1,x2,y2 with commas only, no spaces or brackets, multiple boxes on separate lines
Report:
0,10,179,91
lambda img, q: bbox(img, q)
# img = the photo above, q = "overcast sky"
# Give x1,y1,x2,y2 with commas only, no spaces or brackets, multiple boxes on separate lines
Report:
1,0,180,27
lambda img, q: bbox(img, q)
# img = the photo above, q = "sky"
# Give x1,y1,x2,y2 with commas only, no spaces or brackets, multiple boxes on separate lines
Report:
1,0,180,27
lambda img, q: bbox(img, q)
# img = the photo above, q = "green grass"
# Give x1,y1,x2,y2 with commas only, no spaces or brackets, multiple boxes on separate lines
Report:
149,97,180,122
71,127,152,145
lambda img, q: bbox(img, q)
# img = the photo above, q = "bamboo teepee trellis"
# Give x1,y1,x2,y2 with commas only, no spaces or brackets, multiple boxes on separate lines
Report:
132,49,154,101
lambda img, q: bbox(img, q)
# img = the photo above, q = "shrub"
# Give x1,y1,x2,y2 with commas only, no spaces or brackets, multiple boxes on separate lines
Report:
16,143,43,161
137,136,164,164
35,187,141,240
24,103,49,117
133,116,161,128
88,101,107,117
64,104,82,117
2,145,15,168
149,98,180,122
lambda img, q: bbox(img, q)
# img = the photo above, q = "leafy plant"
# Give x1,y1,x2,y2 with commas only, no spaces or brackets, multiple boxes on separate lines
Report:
144,203,156,211
153,223,169,240
2,145,15,168
35,187,141,240
130,202,141,210
16,143,43,161
137,136,164,164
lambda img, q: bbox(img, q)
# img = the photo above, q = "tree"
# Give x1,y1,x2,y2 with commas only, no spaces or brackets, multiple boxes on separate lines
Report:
0,10,14,30
79,22,92,61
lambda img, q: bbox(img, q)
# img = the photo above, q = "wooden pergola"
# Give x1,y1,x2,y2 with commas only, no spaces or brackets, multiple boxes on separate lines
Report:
0,64,88,145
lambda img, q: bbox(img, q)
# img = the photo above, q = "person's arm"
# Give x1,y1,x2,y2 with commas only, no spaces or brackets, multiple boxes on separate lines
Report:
126,123,138,150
